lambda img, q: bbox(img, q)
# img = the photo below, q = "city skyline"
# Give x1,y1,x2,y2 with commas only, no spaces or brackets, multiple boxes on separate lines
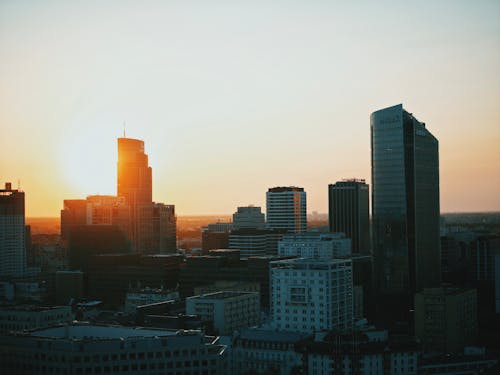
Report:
1,1,499,217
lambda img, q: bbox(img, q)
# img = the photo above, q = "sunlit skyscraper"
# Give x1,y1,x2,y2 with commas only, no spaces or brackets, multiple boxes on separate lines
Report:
117,138,153,253
266,187,307,233
371,104,440,299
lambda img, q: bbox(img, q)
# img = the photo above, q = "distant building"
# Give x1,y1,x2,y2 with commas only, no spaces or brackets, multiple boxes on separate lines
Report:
0,324,229,374
60,199,86,241
193,280,260,297
266,187,307,233
415,287,477,354
55,270,84,305
277,232,351,258
232,206,265,230
270,258,353,333
328,179,370,254
202,223,232,253
0,305,73,332
117,137,153,254
0,182,26,277
186,291,260,335
152,203,177,253
124,287,179,314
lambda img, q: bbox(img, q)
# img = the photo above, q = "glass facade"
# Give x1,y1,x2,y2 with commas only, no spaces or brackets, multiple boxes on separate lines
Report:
371,104,440,295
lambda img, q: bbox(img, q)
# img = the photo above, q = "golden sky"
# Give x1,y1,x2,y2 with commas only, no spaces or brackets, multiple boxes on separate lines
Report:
1,1,499,216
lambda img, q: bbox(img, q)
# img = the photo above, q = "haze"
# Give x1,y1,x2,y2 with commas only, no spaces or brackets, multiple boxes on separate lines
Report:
1,0,499,216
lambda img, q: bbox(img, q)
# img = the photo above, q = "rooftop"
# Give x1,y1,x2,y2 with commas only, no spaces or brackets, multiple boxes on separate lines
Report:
188,291,257,301
238,328,309,343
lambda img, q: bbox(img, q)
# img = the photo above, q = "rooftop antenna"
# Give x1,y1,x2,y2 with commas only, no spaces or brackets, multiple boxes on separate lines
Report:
123,121,126,138
17,179,20,191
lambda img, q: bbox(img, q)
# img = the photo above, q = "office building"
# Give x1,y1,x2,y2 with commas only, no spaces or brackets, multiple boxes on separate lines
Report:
415,287,477,354
0,182,26,277
270,258,353,333
233,328,308,375
117,137,153,253
328,179,370,254
233,206,265,230
0,324,228,375
0,305,73,332
55,270,84,305
278,232,351,259
186,291,260,335
60,199,87,241
266,187,307,233
371,104,440,296
152,203,177,253
202,223,232,253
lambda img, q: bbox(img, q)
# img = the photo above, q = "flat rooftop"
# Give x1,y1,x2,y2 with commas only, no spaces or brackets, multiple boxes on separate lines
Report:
33,324,179,339
189,291,257,300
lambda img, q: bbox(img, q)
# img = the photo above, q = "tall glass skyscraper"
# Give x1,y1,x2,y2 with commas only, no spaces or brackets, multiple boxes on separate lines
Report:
371,104,440,296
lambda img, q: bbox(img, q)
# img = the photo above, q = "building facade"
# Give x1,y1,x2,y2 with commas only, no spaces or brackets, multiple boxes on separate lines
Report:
152,203,177,254
0,182,26,278
328,179,370,254
270,258,353,334
266,187,307,233
232,206,265,230
278,232,351,259
0,305,73,332
186,291,260,335
371,104,440,296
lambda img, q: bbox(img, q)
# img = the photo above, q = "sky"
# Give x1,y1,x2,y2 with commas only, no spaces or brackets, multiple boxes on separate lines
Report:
1,0,499,216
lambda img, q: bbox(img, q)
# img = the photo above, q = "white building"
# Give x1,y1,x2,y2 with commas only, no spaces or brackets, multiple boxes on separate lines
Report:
0,183,26,277
266,187,307,233
232,206,265,230
270,258,353,334
232,328,308,375
186,291,260,335
0,324,228,374
278,232,352,258
0,305,73,332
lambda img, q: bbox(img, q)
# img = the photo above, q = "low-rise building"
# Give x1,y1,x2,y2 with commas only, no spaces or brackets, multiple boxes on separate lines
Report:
0,305,73,332
232,328,309,375
186,291,260,335
0,323,228,375
124,287,179,314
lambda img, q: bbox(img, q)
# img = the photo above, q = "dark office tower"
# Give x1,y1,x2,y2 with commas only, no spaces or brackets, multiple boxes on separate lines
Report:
266,187,307,233
371,104,440,298
0,182,26,277
152,203,177,254
60,199,87,241
117,137,153,253
328,179,370,254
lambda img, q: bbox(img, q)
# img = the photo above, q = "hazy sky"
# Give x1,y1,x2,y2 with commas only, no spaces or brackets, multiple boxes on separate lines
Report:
1,0,499,216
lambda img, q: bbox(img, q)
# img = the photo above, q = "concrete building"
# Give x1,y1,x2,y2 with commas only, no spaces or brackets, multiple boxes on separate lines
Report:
202,223,232,253
328,179,370,254
55,270,84,305
0,324,228,375
124,287,179,313
60,199,87,241
277,232,351,259
232,328,309,375
0,305,73,332
266,186,307,233
270,258,353,333
232,206,265,230
415,287,477,354
0,182,26,278
186,291,260,335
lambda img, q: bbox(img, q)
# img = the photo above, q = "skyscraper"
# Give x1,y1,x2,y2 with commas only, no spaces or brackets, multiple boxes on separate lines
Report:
232,206,265,230
117,137,153,253
328,179,370,254
371,104,440,297
266,187,307,233
0,182,26,277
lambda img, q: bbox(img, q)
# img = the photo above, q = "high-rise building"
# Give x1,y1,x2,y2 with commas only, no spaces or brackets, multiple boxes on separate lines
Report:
328,179,370,254
270,258,353,333
278,232,351,258
152,203,177,254
266,187,307,233
0,182,26,277
60,199,87,241
371,104,440,297
233,206,265,230
117,137,153,253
